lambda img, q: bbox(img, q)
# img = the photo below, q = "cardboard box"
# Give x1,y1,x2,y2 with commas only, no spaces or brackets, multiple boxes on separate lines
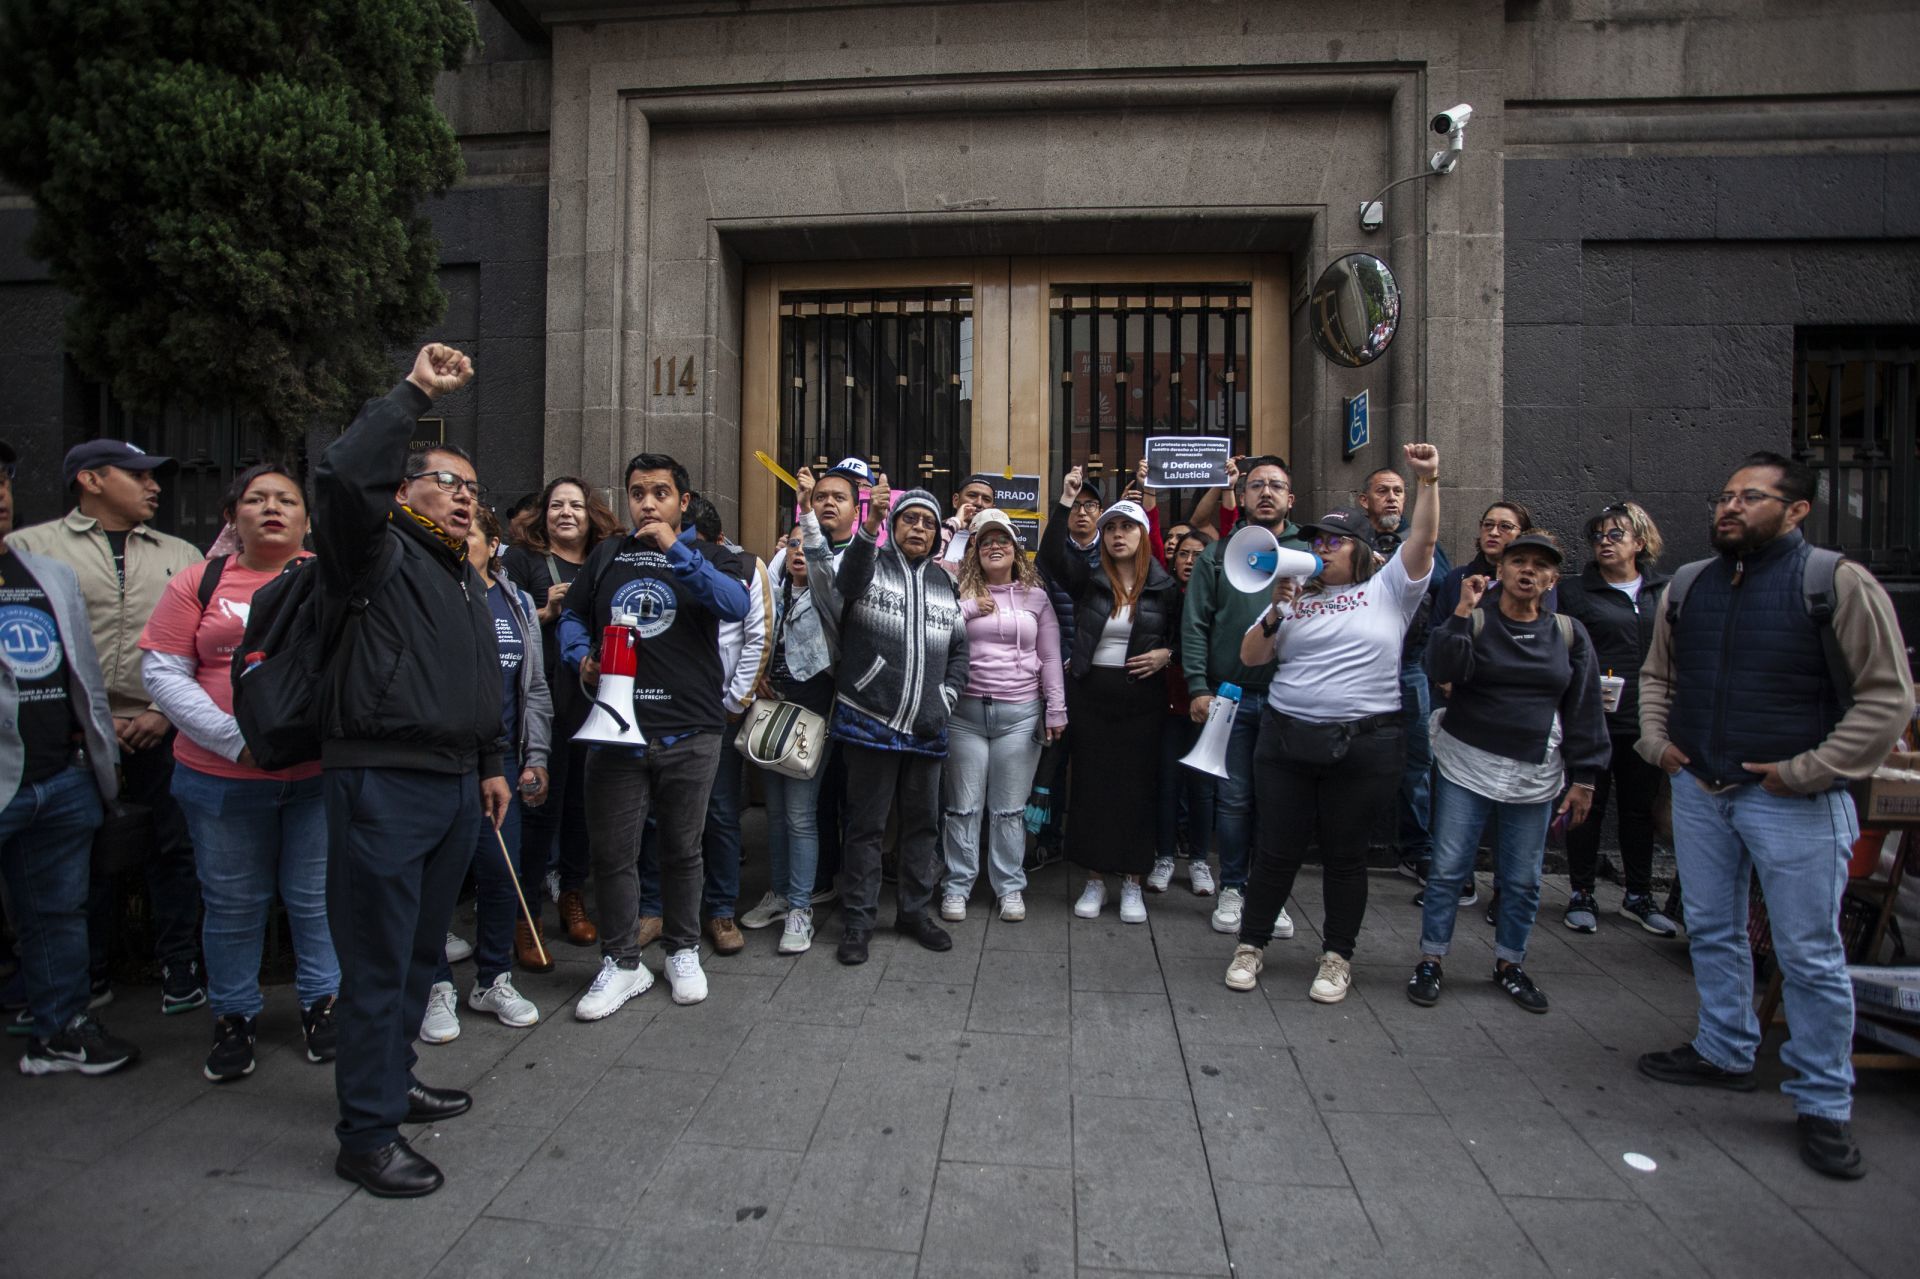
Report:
1857,752,1920,827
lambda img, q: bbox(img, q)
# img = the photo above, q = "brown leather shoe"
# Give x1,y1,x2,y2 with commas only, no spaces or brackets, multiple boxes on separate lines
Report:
558,890,598,945
706,916,745,955
634,915,663,948
514,919,554,973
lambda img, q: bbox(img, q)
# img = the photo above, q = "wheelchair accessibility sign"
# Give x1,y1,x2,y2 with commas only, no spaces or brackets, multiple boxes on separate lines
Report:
1343,390,1370,461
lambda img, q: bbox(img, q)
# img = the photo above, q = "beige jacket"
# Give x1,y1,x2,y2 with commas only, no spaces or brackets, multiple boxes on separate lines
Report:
8,510,203,719
1637,557,1915,794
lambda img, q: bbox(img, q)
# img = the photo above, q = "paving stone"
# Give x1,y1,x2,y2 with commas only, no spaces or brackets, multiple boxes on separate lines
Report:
1070,990,1188,1100
753,1243,919,1278
918,1162,1075,1279
1453,1112,1639,1201
1409,1055,1558,1123
863,978,972,1031
600,1143,803,1274
967,948,1068,1035
883,916,985,985
682,1021,848,1151
1799,1205,1913,1279
1214,1181,1392,1278
841,1021,964,1089
945,1032,1072,1169
1069,916,1167,993
1292,1043,1434,1115
1072,1096,1228,1275
437,1219,617,1278
1184,1042,1350,1188
1503,1198,1709,1279
1161,954,1287,1047
765,954,882,1027
774,1077,950,1253
616,972,780,1071
103,1181,341,1276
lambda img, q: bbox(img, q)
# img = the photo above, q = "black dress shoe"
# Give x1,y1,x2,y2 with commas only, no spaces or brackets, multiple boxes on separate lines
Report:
335,1137,444,1198
894,913,953,952
1798,1115,1866,1179
837,929,871,966
1636,1043,1756,1091
405,1081,473,1123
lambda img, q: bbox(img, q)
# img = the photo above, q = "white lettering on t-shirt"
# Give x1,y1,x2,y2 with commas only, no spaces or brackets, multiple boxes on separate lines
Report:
1259,553,1431,723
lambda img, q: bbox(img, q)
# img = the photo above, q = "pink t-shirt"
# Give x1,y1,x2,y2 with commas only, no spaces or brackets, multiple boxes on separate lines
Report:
139,558,322,782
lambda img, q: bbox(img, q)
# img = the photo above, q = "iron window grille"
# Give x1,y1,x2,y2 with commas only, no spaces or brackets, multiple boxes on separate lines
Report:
1793,328,1919,578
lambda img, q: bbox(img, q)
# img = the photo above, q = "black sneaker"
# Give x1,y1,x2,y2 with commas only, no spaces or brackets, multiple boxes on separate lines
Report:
1396,857,1429,885
1797,1115,1865,1180
204,1014,256,1083
160,961,207,1015
1637,1043,1756,1091
1485,888,1499,926
1494,963,1549,1014
6,1008,31,1038
1411,878,1478,909
1407,959,1443,1007
19,1015,139,1076
303,995,339,1064
1662,886,1685,928
88,975,113,1009
1563,891,1600,933
1620,893,1680,939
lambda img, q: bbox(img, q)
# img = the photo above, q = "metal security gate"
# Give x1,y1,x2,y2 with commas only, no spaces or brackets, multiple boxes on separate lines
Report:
1794,328,1919,576
1050,284,1253,524
778,290,972,516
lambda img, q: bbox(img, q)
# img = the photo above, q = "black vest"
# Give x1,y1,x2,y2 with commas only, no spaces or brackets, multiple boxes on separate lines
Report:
1667,531,1843,788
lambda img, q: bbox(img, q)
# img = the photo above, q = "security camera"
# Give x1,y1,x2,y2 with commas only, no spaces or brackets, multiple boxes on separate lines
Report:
1431,104,1473,134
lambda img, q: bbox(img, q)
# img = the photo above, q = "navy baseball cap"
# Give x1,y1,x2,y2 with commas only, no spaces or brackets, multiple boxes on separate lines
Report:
63,439,172,490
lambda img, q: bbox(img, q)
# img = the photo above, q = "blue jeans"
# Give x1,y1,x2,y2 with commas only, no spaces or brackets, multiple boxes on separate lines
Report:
1670,779,1857,1120
0,766,101,1038
1397,665,1434,864
1158,713,1217,861
1208,693,1265,890
763,760,827,911
437,753,523,988
942,696,1044,899
1421,774,1553,966
640,740,744,919
172,764,336,1017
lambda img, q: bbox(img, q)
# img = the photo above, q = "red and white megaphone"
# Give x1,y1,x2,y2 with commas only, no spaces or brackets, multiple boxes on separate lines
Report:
574,612,648,748
1223,523,1324,595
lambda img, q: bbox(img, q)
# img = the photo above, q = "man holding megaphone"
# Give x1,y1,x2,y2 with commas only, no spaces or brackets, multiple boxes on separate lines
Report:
1176,457,1313,935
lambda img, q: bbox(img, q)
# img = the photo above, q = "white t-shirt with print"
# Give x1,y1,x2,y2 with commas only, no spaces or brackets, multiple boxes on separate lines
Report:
1254,553,1432,723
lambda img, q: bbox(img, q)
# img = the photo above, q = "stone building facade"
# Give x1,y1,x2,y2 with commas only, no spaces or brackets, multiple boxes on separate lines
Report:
2,1,1915,629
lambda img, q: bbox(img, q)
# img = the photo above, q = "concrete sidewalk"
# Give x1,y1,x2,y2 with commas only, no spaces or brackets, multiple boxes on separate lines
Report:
1,863,1913,1278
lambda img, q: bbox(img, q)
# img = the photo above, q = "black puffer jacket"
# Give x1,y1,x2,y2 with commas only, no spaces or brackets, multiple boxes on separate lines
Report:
1555,561,1671,736
313,383,506,778
1039,510,1180,679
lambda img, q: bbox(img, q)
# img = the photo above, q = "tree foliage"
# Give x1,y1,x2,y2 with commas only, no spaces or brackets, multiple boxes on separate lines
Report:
0,1,477,440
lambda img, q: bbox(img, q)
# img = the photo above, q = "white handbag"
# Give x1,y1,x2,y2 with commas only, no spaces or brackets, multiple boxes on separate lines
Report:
734,698,828,779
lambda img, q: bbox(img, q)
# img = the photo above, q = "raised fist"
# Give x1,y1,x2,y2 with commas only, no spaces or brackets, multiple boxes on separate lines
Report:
407,344,475,400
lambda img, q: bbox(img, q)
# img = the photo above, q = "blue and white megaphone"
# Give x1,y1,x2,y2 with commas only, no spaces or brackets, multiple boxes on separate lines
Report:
1222,523,1324,595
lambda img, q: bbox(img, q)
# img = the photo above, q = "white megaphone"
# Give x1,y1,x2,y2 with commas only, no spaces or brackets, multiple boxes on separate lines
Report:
1181,681,1242,779
1222,523,1324,595
574,612,648,748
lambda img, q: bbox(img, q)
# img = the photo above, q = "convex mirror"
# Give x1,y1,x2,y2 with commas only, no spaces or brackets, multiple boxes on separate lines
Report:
1311,253,1400,367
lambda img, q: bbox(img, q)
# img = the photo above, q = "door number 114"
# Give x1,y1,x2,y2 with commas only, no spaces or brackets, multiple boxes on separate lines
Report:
653,356,697,396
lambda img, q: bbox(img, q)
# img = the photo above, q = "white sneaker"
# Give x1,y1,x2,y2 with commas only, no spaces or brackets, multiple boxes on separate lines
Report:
443,932,473,964
1146,858,1176,893
469,973,539,1028
1274,906,1295,940
778,908,814,955
1309,951,1352,1004
574,955,653,1021
1119,881,1147,924
666,948,708,1005
1224,944,1264,992
1210,886,1244,934
940,892,968,922
999,891,1026,922
1189,861,1217,896
739,891,787,931
419,981,460,1043
1073,880,1107,919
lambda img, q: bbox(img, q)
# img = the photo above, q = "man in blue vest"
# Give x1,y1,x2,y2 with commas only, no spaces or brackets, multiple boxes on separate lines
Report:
1635,452,1912,1180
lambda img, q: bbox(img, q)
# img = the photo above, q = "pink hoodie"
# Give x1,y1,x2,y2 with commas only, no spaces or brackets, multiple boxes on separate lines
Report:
959,581,1068,729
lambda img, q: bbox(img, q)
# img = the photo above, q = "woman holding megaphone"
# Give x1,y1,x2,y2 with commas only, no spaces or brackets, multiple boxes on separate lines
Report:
1222,443,1442,1002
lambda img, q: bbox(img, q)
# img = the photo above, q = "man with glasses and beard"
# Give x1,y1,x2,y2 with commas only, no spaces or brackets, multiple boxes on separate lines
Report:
1635,452,1912,1181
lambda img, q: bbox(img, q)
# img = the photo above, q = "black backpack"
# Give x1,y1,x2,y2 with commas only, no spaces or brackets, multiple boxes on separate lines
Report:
228,551,389,771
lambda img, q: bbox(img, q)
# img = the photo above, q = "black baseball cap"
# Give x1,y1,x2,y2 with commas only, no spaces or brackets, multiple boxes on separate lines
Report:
1297,506,1373,541
1069,478,1105,506
1500,532,1565,565
0,440,15,475
63,439,173,490
958,472,1000,494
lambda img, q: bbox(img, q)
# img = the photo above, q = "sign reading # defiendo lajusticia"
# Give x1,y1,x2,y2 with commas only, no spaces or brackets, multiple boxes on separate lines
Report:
1145,435,1231,489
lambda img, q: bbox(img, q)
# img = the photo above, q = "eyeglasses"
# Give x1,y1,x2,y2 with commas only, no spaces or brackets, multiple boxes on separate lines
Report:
895,512,939,531
1480,520,1521,535
1311,534,1349,552
975,535,1015,551
1246,480,1291,495
1710,490,1791,511
1589,528,1629,544
407,469,484,498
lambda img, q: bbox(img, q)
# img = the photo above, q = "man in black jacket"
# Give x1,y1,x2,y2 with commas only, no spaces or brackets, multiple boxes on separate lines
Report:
318,344,511,1199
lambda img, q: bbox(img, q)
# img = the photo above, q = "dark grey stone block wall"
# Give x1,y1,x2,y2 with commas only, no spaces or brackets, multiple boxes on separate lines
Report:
1502,153,1920,596
0,186,548,534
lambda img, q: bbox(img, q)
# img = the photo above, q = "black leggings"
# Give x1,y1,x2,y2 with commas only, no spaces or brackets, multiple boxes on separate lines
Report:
1566,732,1663,897
1239,708,1404,958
